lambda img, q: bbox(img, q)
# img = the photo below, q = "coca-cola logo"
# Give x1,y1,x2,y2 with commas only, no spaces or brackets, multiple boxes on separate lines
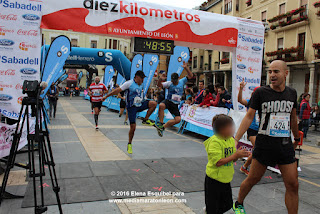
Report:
22,14,40,21
237,45,249,51
17,29,38,36
0,69,15,76
0,14,17,21
15,83,23,90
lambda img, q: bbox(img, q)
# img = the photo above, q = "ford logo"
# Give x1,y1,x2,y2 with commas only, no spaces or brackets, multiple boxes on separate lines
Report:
0,94,13,101
22,14,40,21
0,39,14,46
20,68,37,75
248,86,256,91
237,64,246,69
239,106,244,110
252,46,262,51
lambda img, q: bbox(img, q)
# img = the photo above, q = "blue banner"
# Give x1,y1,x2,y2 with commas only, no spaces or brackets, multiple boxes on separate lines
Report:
142,54,159,96
44,45,131,80
104,66,115,87
40,45,47,76
53,69,65,84
56,73,68,84
116,73,126,86
41,36,71,97
130,54,143,80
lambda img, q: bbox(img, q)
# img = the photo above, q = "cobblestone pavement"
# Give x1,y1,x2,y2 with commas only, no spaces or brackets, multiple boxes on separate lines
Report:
0,97,320,214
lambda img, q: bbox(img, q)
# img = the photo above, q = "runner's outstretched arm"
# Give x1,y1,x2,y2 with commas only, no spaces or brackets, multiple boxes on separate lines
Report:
291,108,300,149
182,61,194,79
234,108,255,146
238,80,248,106
103,87,122,100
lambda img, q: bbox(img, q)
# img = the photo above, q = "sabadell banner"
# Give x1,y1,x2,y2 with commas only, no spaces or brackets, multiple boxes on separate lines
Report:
0,0,42,119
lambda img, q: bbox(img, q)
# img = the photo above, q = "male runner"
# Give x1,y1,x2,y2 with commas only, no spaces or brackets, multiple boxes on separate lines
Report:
103,71,157,154
237,80,259,175
88,76,108,130
155,61,193,137
233,60,300,214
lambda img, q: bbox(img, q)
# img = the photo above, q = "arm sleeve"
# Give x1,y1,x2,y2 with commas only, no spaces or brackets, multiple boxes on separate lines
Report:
162,81,172,89
211,93,220,107
207,141,222,166
249,89,260,110
120,81,132,91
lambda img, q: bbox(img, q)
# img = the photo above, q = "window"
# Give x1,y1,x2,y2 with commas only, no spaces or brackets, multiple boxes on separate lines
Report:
124,46,127,56
91,40,97,48
300,0,308,16
277,38,284,50
109,39,112,49
222,52,230,59
208,54,212,70
113,40,118,49
51,37,55,43
224,0,232,14
200,56,204,69
246,0,252,7
105,39,108,49
261,11,267,23
193,56,198,69
71,39,78,47
279,3,285,15
298,33,305,58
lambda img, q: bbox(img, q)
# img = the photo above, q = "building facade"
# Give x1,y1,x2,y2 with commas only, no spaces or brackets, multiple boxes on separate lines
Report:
195,0,320,104
42,29,132,87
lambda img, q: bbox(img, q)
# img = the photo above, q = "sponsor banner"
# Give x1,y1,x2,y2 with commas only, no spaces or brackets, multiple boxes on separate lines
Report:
0,0,42,120
41,0,243,47
0,118,35,158
41,36,71,97
142,54,159,96
166,46,190,97
228,109,251,146
78,70,83,83
183,105,228,130
130,54,143,80
53,69,65,84
104,66,115,87
116,73,126,85
56,73,68,84
233,19,264,111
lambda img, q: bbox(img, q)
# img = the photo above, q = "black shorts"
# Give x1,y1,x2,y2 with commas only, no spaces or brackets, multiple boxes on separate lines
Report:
252,134,296,167
92,101,102,109
120,100,126,109
247,128,258,139
205,175,232,214
161,100,180,117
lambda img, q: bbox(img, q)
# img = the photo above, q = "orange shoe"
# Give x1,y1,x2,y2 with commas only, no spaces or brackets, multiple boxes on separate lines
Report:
240,166,249,176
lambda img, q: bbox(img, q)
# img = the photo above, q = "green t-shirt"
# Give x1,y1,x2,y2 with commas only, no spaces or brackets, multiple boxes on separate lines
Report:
204,135,236,183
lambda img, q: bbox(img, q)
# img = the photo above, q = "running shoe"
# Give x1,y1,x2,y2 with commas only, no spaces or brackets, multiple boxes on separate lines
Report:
124,121,128,125
240,166,249,176
142,119,155,126
127,144,132,154
233,202,246,214
91,111,93,114
155,122,164,137
119,114,122,117
95,125,99,130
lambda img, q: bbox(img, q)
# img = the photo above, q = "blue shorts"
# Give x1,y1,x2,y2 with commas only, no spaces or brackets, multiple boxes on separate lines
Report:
127,100,150,124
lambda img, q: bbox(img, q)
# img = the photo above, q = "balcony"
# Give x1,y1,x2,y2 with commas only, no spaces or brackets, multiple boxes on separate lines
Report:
268,7,308,31
266,46,305,63
314,1,320,18
313,43,320,59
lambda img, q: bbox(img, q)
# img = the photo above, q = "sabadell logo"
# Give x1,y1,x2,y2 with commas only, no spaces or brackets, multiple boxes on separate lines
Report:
0,94,13,101
0,39,14,46
22,14,40,21
20,68,37,75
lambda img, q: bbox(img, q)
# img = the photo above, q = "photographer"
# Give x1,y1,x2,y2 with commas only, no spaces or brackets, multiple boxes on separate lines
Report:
47,83,59,119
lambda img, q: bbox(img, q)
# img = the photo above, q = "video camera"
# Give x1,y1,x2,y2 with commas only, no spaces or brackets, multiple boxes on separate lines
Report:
23,80,41,98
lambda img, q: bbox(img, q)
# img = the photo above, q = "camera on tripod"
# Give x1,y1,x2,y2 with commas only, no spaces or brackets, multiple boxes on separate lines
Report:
23,80,40,98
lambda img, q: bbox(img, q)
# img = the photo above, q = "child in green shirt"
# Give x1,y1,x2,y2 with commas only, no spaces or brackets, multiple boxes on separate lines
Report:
204,114,250,214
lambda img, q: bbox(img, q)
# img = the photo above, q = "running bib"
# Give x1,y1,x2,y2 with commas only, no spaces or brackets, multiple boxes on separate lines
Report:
171,94,181,102
267,113,290,137
133,97,142,107
92,90,101,96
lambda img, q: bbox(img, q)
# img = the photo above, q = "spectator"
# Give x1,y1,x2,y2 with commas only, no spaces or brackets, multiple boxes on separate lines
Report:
194,80,205,104
200,89,214,108
47,83,59,118
185,88,193,100
311,106,320,131
299,93,311,139
217,86,231,108
185,96,193,105
214,83,221,95
210,88,220,107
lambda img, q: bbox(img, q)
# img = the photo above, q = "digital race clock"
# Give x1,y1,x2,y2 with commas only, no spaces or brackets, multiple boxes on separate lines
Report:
133,37,175,55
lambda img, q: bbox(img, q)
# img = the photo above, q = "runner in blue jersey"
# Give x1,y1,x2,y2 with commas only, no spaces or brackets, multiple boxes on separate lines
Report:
103,71,157,154
155,61,194,137
237,80,260,175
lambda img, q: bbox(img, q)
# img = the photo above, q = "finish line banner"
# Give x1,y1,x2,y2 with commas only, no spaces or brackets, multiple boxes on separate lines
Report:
0,0,42,119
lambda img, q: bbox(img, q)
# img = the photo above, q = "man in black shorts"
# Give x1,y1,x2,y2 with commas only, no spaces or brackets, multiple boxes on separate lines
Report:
233,60,300,214
155,61,193,137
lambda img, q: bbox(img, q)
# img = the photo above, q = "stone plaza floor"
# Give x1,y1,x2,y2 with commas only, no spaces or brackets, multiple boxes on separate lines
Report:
0,96,320,214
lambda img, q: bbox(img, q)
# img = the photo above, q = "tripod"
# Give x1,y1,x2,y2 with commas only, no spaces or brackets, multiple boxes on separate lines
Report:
0,94,63,214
